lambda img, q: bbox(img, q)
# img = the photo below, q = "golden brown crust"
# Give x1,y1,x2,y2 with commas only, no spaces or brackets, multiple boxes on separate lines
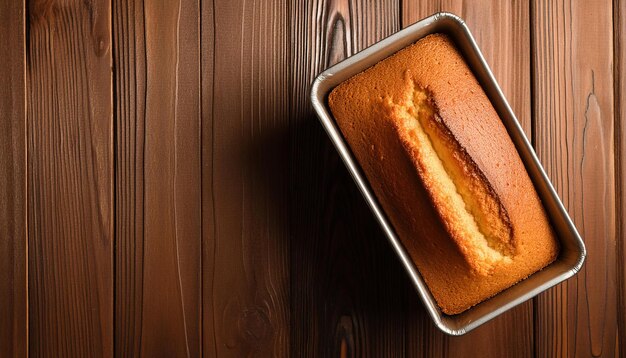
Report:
391,85,515,272
425,95,514,251
328,33,559,314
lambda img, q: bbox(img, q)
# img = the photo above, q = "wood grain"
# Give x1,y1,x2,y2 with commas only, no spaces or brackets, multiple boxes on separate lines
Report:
531,0,618,356
615,0,626,354
112,0,146,355
402,2,535,356
0,0,27,356
200,0,216,355
290,1,428,356
202,0,291,356
26,0,113,356
113,0,202,356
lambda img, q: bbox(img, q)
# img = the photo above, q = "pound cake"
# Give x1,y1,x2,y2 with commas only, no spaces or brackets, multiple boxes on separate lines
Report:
328,34,559,314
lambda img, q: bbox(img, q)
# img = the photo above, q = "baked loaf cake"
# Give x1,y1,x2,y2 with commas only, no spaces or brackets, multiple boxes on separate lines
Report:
328,33,559,314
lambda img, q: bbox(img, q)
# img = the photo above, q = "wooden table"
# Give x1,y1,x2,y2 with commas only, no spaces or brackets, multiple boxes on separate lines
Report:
1,0,624,356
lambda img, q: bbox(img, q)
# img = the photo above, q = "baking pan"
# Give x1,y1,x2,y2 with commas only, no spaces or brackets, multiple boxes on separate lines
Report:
310,12,586,335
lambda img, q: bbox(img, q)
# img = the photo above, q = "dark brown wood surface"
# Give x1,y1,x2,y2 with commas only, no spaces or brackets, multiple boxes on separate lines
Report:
208,1,290,356
0,1,27,356
26,0,113,356
531,1,618,356
113,0,203,356
1,0,624,357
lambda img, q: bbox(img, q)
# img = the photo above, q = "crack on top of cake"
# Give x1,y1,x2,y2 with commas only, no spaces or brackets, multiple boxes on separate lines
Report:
388,82,515,275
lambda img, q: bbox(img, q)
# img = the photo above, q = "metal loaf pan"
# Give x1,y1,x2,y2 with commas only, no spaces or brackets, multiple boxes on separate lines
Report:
310,12,586,335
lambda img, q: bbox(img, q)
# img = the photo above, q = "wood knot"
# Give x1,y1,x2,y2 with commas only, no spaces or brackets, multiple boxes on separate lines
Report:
29,0,57,25
94,36,108,57
238,307,272,344
334,315,355,358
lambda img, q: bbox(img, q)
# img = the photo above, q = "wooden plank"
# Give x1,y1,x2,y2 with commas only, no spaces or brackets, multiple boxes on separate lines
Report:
112,0,146,355
200,0,216,356
0,0,27,356
614,0,626,354
531,0,618,356
401,2,534,356
113,0,203,356
202,0,291,356
290,1,420,356
26,0,113,356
